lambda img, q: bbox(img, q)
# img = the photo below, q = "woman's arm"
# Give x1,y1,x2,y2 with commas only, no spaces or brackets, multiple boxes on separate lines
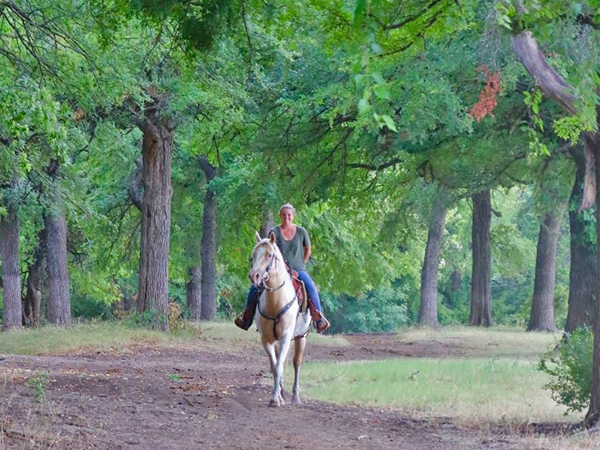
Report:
303,245,311,265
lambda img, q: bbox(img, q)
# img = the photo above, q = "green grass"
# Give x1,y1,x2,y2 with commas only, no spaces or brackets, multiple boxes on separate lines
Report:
0,321,348,356
299,357,576,424
397,326,561,360
0,323,178,356
200,321,349,347
296,326,579,425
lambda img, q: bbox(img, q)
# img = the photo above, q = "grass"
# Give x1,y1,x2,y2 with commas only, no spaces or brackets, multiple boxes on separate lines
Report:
0,320,348,356
200,321,349,347
0,322,179,356
397,326,561,360
299,357,575,423
296,326,581,426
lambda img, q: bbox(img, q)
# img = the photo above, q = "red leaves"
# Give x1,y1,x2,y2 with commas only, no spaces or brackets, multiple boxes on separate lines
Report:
469,65,502,122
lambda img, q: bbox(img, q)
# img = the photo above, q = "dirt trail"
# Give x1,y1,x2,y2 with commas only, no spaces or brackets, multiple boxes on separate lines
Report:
1,334,527,450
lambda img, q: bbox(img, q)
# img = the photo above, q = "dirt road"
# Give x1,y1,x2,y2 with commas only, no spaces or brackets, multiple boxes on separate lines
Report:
0,334,538,450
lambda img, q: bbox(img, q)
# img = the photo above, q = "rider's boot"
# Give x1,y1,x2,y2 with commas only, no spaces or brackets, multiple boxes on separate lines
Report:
234,296,258,331
308,299,330,334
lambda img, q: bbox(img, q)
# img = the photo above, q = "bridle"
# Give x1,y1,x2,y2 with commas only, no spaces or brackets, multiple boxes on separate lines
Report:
251,242,298,339
253,244,286,292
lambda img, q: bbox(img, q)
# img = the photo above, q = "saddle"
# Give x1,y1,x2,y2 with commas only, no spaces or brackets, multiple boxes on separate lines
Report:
289,269,308,314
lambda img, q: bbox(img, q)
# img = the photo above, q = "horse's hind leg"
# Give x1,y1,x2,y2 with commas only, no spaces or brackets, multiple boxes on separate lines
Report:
292,336,306,405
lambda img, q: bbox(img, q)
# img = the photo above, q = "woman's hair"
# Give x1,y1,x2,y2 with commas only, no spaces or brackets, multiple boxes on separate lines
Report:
279,203,296,214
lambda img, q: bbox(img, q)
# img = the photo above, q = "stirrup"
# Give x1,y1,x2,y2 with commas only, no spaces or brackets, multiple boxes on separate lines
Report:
316,317,330,334
234,316,252,331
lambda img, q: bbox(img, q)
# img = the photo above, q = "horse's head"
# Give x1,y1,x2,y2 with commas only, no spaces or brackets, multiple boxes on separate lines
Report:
249,231,283,286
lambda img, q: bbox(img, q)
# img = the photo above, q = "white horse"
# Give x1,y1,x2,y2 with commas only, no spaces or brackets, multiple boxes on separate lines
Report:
248,231,311,407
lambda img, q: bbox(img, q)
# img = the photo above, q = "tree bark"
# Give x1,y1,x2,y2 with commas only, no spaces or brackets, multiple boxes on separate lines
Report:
418,195,447,327
585,147,600,427
527,212,561,332
259,209,274,238
566,148,596,332
511,25,600,429
186,265,202,321
199,156,218,321
512,30,597,209
470,190,493,327
24,259,42,326
44,205,71,326
0,190,22,331
136,111,173,332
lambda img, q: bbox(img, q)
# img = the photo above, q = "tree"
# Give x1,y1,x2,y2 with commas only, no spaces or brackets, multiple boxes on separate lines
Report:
527,212,561,332
199,156,218,321
507,1,600,427
135,104,174,331
565,147,596,333
418,190,448,327
470,189,493,327
0,173,22,331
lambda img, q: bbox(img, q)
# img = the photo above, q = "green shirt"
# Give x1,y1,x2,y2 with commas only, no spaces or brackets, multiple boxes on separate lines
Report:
272,226,311,272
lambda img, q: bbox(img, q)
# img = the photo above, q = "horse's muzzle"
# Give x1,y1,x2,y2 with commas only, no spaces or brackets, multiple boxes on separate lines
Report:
249,271,261,285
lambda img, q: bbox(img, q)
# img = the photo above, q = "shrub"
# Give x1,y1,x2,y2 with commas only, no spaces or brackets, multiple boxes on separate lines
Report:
538,327,593,414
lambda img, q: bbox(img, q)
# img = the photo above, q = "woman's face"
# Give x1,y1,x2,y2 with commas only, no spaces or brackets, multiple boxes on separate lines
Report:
279,208,294,225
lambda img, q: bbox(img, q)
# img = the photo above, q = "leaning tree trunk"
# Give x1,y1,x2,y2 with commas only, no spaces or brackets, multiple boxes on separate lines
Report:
199,156,218,321
566,148,596,333
44,204,71,326
512,26,600,429
418,195,448,327
0,191,22,331
527,212,561,332
470,190,493,327
136,112,173,332
186,265,202,321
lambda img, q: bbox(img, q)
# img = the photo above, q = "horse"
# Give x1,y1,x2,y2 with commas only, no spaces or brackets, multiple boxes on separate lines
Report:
248,231,311,407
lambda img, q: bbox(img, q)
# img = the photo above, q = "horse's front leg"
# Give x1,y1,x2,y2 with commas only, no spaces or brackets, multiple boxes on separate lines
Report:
269,332,293,407
263,343,281,406
292,336,306,405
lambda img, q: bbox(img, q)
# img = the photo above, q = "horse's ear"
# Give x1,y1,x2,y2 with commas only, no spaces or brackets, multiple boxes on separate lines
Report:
269,230,276,244
254,231,262,243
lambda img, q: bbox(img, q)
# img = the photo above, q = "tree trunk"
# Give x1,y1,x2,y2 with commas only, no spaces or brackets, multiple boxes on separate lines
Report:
259,209,274,238
0,194,22,331
585,148,600,427
527,212,561,332
24,260,42,326
470,190,493,327
451,270,462,292
199,156,218,321
511,26,600,429
44,205,71,326
418,195,447,327
186,265,202,321
136,112,173,332
566,149,596,333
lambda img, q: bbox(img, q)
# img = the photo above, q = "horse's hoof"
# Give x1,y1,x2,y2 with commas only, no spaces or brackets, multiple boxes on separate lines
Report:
268,399,280,407
292,396,301,406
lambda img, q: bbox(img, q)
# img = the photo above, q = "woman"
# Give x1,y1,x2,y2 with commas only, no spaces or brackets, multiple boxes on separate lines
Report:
235,203,330,333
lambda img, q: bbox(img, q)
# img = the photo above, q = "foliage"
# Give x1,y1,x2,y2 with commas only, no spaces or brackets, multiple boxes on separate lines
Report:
539,327,593,414
27,372,50,403
324,286,409,334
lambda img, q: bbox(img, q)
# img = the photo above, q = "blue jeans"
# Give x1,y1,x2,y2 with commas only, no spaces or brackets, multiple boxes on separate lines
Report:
246,270,322,312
